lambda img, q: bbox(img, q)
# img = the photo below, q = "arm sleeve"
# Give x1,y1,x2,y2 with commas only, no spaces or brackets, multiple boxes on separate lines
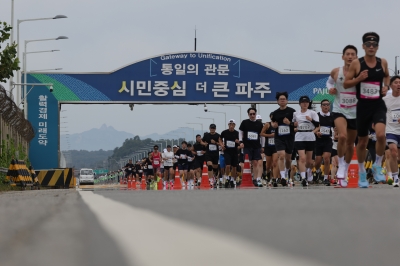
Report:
260,137,265,147
239,130,243,141
326,75,335,89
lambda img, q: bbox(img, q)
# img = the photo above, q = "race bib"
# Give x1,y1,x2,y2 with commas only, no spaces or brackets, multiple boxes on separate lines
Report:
320,126,331,135
153,160,160,165
209,144,217,151
147,165,153,169
180,154,187,159
128,168,131,171
278,125,290,136
138,170,143,173
360,82,380,99
196,150,204,156
298,122,312,131
188,156,193,162
268,138,275,146
340,92,357,108
247,131,258,140
391,110,400,123
226,140,235,148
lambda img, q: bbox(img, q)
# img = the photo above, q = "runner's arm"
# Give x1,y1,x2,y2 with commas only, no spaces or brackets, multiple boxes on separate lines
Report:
343,60,362,89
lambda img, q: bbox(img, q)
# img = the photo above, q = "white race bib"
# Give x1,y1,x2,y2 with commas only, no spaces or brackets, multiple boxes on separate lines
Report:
360,82,380,99
268,138,275,146
298,122,312,131
340,92,357,108
278,125,290,135
188,156,193,162
153,160,159,165
247,131,258,140
391,110,400,123
226,140,235,148
180,154,187,159
196,150,204,156
147,165,153,169
320,126,331,135
128,168,131,171
209,144,217,151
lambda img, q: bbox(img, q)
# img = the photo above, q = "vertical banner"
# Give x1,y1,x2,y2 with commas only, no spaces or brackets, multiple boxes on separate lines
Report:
28,86,59,169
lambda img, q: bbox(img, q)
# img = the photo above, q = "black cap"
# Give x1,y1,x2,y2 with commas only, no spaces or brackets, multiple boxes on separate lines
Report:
167,145,171,148
210,123,216,129
299,95,310,103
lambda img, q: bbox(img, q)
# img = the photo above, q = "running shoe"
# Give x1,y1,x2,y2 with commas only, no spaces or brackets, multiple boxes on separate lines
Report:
301,179,308,187
170,182,174,189
336,165,346,179
281,178,288,187
323,179,330,186
358,172,369,188
393,179,399,188
372,164,386,183
225,181,229,188
337,178,348,187
257,179,263,187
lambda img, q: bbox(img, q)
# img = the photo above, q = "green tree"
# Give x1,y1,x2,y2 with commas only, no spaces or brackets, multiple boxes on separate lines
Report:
0,21,20,83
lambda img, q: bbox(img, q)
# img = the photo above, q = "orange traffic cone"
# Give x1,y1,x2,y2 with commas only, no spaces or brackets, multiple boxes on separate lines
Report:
347,150,360,188
127,176,132,189
241,154,253,188
173,167,182,189
200,162,210,189
140,177,147,190
157,174,163,190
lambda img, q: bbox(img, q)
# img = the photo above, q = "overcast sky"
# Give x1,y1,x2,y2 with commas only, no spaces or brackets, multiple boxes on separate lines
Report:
1,0,399,141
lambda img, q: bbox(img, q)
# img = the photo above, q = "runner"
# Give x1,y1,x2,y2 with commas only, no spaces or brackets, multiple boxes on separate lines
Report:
149,145,161,180
344,32,390,188
124,159,135,182
175,141,193,188
201,124,221,187
293,96,319,187
327,44,358,187
193,134,206,186
331,127,339,185
186,143,196,189
314,99,334,186
256,115,265,184
162,145,175,189
261,112,279,186
219,119,240,188
383,75,400,187
239,108,265,187
270,92,296,186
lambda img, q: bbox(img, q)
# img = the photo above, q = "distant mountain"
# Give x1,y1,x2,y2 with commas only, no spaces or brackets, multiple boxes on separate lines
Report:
60,124,135,151
140,127,203,143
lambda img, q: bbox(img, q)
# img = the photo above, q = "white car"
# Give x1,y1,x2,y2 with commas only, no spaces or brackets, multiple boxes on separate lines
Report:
79,168,94,185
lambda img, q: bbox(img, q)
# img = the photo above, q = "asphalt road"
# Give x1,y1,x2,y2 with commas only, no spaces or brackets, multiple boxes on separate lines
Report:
1,186,399,266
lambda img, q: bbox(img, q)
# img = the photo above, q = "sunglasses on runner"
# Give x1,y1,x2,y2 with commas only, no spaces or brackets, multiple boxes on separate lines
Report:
364,42,378,48
249,113,256,116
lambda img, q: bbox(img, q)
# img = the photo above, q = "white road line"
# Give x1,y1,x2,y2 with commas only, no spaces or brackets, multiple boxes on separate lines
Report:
80,191,328,266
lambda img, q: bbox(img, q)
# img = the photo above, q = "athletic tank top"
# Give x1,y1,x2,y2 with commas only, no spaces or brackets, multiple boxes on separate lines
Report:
332,67,357,119
356,57,385,102
152,152,161,167
264,122,275,147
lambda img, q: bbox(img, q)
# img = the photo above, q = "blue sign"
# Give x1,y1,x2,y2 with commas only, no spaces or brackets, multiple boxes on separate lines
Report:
26,51,332,169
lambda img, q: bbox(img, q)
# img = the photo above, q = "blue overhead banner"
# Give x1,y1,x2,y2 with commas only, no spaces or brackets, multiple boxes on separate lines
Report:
27,51,331,104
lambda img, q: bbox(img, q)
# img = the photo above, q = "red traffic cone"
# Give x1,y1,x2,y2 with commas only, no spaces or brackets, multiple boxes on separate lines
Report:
347,150,361,188
241,154,253,188
127,176,132,189
200,162,211,189
173,167,182,190
140,177,147,190
157,174,163,190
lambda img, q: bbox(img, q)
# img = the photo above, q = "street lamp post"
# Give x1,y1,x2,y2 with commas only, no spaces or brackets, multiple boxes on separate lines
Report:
223,104,242,122
208,111,226,127
396,56,399,76
23,36,68,118
187,122,203,135
15,14,67,105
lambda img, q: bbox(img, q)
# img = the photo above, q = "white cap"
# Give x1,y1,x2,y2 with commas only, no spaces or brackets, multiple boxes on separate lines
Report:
256,115,262,120
228,119,236,124
173,145,178,148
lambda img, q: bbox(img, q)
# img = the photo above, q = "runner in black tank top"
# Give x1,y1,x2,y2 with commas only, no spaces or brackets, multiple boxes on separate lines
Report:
343,32,390,188
261,114,278,186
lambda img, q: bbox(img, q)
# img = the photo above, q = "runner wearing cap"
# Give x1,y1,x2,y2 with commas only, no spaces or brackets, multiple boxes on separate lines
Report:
270,92,296,186
344,32,390,188
201,124,221,187
293,96,319,186
261,112,279,186
193,134,206,186
162,145,175,189
383,76,400,187
327,45,358,187
175,141,193,188
314,99,334,186
124,159,135,181
220,119,240,188
239,108,265,187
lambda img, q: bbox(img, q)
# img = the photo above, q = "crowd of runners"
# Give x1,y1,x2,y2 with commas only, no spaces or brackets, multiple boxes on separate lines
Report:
118,31,400,189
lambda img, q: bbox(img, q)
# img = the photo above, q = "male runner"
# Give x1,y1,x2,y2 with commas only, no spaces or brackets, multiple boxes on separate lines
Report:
175,141,193,188
314,99,334,186
270,92,296,186
327,45,358,187
344,32,390,188
239,108,265,187
187,143,196,189
201,124,221,187
162,145,175,189
149,145,161,179
383,76,400,187
124,159,135,181
220,119,240,188
193,134,206,186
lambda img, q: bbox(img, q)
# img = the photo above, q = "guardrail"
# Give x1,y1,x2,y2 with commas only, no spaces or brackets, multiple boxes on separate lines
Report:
0,167,8,173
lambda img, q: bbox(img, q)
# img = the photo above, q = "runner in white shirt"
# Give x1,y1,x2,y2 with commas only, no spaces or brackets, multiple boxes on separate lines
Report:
293,96,320,186
383,76,400,187
162,145,175,189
